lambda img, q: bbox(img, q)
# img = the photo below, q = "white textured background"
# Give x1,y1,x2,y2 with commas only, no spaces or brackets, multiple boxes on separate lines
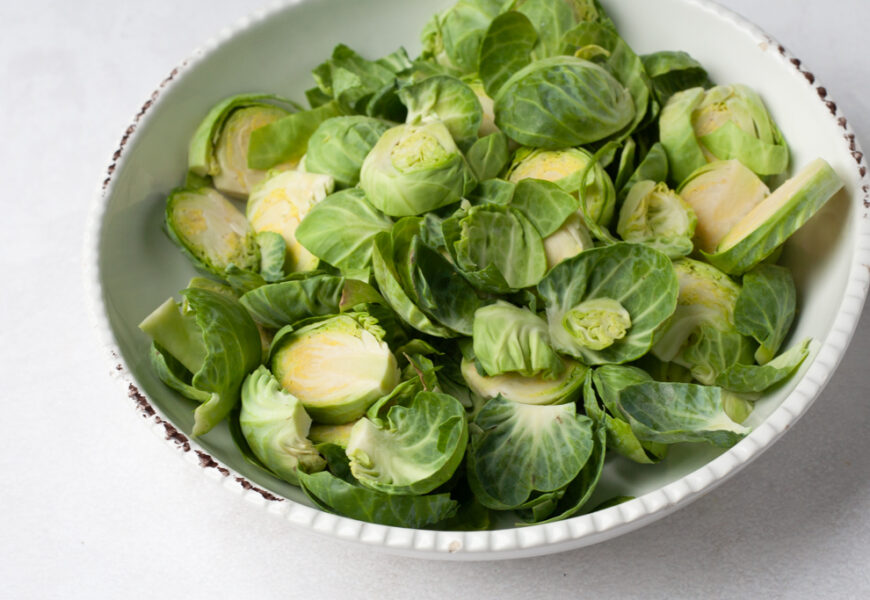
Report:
2,0,869,597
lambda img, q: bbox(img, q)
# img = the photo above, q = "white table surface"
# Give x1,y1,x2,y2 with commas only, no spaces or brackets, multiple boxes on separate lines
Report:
2,0,869,597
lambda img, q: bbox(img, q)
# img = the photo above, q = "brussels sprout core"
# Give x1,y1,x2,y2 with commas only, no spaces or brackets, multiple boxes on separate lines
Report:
563,298,632,350
271,315,400,424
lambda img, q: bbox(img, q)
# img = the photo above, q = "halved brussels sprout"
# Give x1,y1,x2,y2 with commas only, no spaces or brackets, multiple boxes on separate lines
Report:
270,313,400,424
359,121,477,217
304,116,391,188
678,160,770,253
246,170,335,273
188,95,296,197
165,187,260,277
461,356,586,405
139,288,262,436
652,258,740,362
616,180,697,258
240,366,326,485
507,147,616,225
494,56,635,149
660,84,789,183
704,158,844,274
346,390,468,495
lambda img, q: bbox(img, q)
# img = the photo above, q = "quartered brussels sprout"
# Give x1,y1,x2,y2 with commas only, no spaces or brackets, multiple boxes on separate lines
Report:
461,356,586,405
678,160,770,254
359,121,477,217
270,313,400,424
303,116,391,188
616,180,697,258
139,288,262,436
507,147,616,226
660,84,789,184
188,95,296,197
308,421,357,448
346,390,468,495
703,158,844,274
240,366,326,485
494,56,635,148
165,187,260,278
246,170,335,273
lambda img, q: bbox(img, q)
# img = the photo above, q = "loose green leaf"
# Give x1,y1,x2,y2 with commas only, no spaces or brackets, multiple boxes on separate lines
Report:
734,264,797,364
478,11,537,97
247,101,344,170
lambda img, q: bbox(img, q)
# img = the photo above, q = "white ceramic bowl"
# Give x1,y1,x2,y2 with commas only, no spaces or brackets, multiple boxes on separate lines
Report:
85,0,870,560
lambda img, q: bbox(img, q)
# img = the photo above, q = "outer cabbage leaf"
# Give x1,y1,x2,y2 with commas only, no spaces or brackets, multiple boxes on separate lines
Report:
304,116,391,187
399,75,483,144
734,264,797,364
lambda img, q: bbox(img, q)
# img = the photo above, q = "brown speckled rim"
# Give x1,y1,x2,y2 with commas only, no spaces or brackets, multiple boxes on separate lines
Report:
83,0,870,560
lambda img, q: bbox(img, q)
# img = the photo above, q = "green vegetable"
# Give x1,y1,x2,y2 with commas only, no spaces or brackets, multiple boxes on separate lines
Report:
494,56,635,148
270,313,400,424
246,170,335,273
660,84,789,183
616,180,697,258
472,301,564,378
538,243,679,364
467,396,595,510
139,288,262,436
304,116,391,188
461,356,586,406
465,132,510,181
734,264,796,364
703,158,844,274
188,94,297,196
346,390,468,495
359,121,477,216
399,75,483,144
240,366,326,485
641,50,714,106
295,188,393,280
478,11,537,98
165,187,260,278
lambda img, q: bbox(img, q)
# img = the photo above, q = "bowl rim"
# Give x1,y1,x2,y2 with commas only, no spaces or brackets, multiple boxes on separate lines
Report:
83,0,870,560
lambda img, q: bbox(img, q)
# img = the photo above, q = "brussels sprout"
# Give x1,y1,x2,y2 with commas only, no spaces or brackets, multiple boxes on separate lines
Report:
616,180,697,258
538,243,679,365
704,158,844,275
466,396,595,510
467,80,500,136
734,264,796,364
303,116,391,188
472,301,564,378
165,187,260,278
399,75,483,144
442,203,547,292
240,366,326,485
246,170,335,273
494,56,635,148
346,390,468,495
359,121,477,217
240,274,382,329
139,288,262,436
660,85,789,183
372,217,484,337
517,0,615,58
308,422,357,448
542,213,595,269
478,11,537,97
561,297,632,351
420,0,512,75
247,101,345,171
187,95,296,197
295,188,393,280
461,356,585,405
678,160,770,254
641,50,714,106
652,258,740,363
270,313,400,424
507,147,616,225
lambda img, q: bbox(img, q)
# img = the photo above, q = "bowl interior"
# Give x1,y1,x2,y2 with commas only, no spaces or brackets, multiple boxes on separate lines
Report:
98,0,859,524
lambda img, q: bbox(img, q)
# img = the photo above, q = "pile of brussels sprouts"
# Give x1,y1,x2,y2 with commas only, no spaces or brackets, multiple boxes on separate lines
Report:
139,0,843,529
